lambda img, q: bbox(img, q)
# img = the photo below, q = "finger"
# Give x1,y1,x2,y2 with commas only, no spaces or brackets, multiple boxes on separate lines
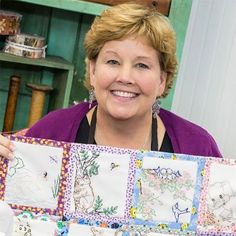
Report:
0,134,13,150
0,135,15,160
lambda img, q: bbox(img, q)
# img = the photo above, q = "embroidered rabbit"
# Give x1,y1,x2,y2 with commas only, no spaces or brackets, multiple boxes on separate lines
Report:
73,176,95,213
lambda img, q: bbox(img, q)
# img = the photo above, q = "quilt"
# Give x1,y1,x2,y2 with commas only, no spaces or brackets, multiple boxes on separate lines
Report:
0,135,235,235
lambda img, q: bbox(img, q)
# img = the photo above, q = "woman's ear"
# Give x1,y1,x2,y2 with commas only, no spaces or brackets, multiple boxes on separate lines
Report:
158,71,167,96
89,60,96,87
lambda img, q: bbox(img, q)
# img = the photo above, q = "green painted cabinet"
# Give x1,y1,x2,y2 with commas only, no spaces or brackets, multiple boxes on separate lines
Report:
0,52,74,108
0,0,192,131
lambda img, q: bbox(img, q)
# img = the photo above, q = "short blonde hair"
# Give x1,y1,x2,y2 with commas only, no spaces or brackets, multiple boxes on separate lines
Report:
84,2,177,97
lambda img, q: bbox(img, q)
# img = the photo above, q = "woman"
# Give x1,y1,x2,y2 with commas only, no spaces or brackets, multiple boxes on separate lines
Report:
0,3,221,159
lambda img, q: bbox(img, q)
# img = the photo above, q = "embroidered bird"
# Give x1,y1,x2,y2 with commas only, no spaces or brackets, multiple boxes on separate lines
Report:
172,202,190,223
154,166,182,180
110,162,119,171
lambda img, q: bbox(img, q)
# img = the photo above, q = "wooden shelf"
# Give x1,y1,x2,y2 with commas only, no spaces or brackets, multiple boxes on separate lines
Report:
0,51,73,70
12,0,108,15
0,52,74,109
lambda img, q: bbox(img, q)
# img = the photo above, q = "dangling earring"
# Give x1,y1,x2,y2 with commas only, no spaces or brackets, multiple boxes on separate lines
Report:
89,88,95,109
152,98,161,118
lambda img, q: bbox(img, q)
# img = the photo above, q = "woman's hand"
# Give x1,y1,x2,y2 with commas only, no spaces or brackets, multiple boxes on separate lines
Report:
0,134,14,160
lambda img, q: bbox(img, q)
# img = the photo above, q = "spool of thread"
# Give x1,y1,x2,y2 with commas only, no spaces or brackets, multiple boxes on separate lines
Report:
26,83,53,127
3,33,47,59
0,10,22,35
3,75,21,132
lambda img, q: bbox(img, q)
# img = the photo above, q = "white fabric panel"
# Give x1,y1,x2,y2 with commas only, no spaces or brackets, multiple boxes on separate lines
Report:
172,0,236,158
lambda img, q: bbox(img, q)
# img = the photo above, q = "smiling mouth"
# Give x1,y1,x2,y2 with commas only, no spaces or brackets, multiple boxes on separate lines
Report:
111,90,139,98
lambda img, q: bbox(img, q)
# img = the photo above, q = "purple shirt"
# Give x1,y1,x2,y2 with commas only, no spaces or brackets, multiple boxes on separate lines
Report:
26,102,221,157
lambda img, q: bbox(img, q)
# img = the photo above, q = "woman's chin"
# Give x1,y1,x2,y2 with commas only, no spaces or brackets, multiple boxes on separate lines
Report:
104,102,140,120
108,110,137,120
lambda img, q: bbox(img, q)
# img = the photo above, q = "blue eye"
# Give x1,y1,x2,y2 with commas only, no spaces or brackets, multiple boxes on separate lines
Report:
107,59,119,65
136,63,149,69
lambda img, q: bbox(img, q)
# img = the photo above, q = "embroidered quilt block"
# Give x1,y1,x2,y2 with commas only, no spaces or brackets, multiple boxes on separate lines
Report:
11,210,66,236
0,135,70,216
197,158,236,235
131,151,206,235
64,143,137,226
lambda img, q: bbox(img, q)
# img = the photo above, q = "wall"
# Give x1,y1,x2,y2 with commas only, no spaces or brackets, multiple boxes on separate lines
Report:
172,0,236,158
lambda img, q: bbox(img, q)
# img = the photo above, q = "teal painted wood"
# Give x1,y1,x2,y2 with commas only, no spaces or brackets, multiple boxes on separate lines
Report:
46,9,81,61
162,0,193,110
0,65,40,131
0,52,73,69
0,1,53,131
70,14,95,104
0,1,76,131
0,53,74,106
0,52,74,131
11,0,108,16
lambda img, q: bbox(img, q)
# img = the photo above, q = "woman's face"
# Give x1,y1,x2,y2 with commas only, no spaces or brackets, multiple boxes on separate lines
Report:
90,36,166,120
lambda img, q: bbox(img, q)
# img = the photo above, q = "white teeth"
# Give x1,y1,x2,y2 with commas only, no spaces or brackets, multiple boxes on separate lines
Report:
112,90,137,98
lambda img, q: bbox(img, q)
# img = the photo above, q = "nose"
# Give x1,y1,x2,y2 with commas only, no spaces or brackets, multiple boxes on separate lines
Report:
116,65,134,85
